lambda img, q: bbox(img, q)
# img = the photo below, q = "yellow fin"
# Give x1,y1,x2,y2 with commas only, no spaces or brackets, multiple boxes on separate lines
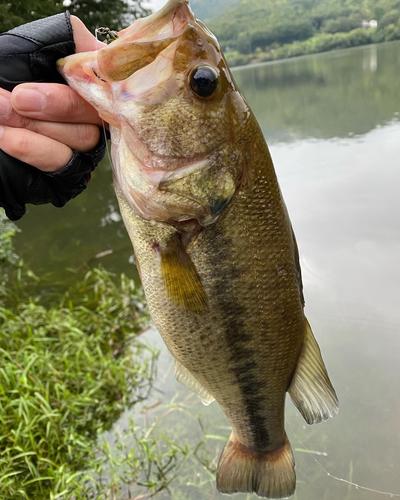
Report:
174,360,215,405
288,317,339,424
157,236,208,314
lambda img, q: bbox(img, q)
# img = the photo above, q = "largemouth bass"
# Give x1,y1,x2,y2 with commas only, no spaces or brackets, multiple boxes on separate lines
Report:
58,1,339,497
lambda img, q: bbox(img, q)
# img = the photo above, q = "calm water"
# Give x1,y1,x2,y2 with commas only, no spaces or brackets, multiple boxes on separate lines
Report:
14,41,400,499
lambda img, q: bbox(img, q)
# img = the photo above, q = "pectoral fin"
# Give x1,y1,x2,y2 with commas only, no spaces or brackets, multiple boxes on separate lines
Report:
288,318,339,424
175,360,215,405
157,235,208,314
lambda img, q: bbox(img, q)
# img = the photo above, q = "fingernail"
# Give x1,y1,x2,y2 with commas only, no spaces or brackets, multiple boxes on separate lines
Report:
0,125,4,139
13,88,47,112
0,95,11,117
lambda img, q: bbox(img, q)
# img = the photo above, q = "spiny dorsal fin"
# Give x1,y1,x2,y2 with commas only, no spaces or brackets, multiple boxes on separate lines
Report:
175,360,215,405
288,317,339,424
157,235,208,314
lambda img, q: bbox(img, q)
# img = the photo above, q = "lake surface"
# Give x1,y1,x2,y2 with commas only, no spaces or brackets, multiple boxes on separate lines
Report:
14,41,400,499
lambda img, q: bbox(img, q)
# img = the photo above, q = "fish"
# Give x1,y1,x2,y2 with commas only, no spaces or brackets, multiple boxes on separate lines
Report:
57,1,339,497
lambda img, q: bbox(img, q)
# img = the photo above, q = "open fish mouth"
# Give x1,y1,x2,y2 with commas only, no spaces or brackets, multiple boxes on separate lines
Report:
58,0,243,226
97,0,196,82
58,0,197,86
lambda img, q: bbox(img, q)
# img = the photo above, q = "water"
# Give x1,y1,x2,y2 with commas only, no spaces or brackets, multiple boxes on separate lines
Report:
14,41,400,499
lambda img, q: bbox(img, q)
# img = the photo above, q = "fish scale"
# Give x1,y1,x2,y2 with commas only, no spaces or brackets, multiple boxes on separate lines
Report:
116,135,303,452
58,0,339,496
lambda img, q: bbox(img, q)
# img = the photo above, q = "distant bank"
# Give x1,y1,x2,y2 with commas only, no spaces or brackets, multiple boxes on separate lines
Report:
225,26,400,68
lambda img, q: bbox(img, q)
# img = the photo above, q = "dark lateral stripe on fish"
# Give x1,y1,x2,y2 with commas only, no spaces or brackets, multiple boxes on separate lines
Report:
206,226,271,451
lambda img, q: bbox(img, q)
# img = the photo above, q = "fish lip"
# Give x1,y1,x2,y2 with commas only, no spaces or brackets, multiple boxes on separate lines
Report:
144,150,216,173
121,123,225,173
116,0,195,44
121,142,232,227
162,157,210,182
125,142,224,186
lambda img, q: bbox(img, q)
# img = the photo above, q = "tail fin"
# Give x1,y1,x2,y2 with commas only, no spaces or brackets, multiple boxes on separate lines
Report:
216,433,296,499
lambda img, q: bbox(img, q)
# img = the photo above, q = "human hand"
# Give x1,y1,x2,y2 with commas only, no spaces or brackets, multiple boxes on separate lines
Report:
0,16,105,172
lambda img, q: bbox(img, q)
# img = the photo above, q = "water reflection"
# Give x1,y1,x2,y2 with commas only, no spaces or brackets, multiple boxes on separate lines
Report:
233,41,400,143
14,158,135,279
12,41,400,499
362,44,378,73
273,123,400,381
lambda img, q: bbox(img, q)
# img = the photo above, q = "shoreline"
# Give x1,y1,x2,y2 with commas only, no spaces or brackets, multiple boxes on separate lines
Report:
230,40,382,71
228,35,400,70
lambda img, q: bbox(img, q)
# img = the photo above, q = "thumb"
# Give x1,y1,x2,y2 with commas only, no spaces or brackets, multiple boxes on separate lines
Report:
70,16,106,52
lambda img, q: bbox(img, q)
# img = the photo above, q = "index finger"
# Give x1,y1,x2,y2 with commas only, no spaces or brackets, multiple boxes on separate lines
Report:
11,83,105,126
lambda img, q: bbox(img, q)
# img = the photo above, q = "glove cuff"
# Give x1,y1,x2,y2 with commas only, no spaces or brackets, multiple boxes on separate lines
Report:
0,129,108,220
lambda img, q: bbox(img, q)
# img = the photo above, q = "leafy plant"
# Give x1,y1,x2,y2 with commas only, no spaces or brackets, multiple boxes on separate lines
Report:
0,213,20,276
0,211,189,499
0,0,150,34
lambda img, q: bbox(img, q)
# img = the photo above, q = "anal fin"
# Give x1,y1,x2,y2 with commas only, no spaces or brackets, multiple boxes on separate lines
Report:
288,317,339,424
175,360,215,405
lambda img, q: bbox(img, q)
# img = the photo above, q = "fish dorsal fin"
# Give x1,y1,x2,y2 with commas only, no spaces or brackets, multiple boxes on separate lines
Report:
175,360,215,405
288,318,339,424
157,235,208,314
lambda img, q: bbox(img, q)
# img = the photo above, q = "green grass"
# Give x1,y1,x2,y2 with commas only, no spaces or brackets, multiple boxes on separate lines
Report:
0,212,189,499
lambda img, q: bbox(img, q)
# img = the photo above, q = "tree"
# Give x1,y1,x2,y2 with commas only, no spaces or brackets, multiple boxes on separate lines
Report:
379,8,400,28
0,0,63,32
66,0,151,33
0,0,150,34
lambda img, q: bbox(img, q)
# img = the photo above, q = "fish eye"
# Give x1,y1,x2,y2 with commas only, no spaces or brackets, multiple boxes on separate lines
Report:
189,66,219,98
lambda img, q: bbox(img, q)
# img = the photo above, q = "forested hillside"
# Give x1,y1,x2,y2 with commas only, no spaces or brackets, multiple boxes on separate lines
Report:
208,0,400,65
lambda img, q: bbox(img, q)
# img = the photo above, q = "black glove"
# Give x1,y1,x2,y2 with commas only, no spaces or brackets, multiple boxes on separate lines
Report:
0,12,107,221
